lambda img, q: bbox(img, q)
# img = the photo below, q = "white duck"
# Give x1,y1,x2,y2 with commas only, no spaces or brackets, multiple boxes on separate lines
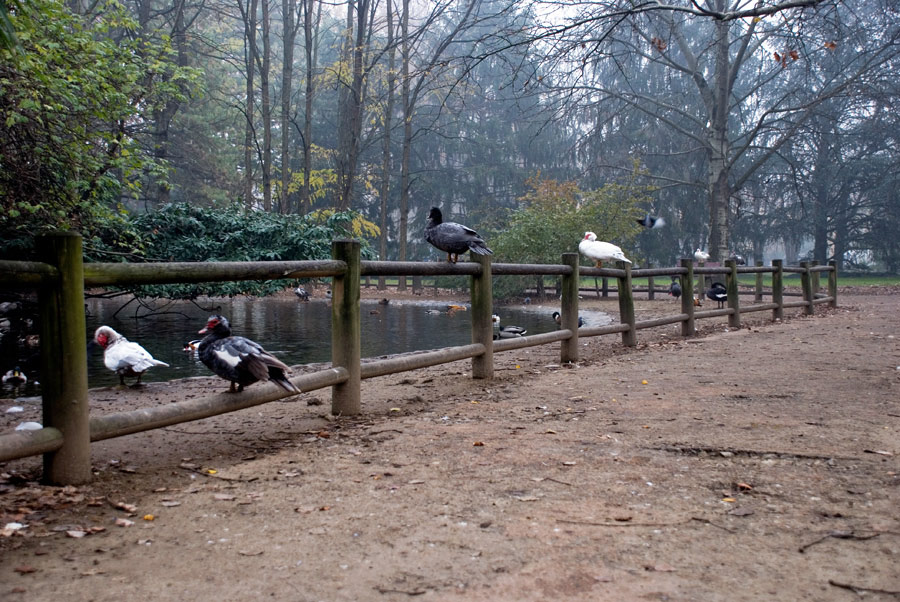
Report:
694,248,710,262
94,326,169,386
578,232,631,268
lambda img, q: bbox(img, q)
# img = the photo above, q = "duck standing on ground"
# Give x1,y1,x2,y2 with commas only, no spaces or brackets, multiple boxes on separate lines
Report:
424,207,493,263
578,232,631,268
94,326,169,386
197,315,299,394
706,282,728,308
294,286,309,301
669,279,682,300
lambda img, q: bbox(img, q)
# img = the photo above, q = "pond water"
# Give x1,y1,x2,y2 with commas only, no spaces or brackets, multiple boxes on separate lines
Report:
1,296,612,399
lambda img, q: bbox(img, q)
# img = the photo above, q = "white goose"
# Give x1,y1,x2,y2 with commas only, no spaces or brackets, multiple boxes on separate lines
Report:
578,232,631,268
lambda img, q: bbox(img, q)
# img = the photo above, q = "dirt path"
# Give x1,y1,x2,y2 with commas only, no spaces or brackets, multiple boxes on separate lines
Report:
2,292,899,601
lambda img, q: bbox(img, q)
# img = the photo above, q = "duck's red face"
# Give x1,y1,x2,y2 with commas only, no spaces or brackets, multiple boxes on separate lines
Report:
95,332,109,348
199,316,222,334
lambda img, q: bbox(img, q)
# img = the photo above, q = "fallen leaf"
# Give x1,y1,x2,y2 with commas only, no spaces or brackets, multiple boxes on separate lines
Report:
721,497,736,503
66,530,87,538
142,514,155,521
207,469,218,475
111,501,138,513
736,482,753,491
14,566,38,574
473,441,484,447
115,518,134,527
214,493,236,501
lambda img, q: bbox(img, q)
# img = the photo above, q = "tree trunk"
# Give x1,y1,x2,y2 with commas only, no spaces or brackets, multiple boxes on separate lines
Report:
260,0,273,212
300,0,320,215
378,0,396,289
281,0,297,214
706,15,730,263
242,0,258,210
397,0,410,291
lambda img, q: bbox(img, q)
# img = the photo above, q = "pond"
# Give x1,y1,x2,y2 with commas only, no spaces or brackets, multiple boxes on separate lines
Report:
1,295,612,400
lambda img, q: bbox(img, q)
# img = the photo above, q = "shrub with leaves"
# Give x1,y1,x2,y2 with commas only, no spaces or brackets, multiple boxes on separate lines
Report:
490,176,652,299
107,202,376,299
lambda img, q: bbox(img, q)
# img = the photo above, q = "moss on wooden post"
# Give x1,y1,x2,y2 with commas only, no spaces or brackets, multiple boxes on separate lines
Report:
617,262,636,346
828,260,838,308
331,239,361,415
38,233,91,485
725,259,741,329
470,254,493,379
800,261,814,315
772,259,784,321
755,260,764,302
680,258,695,336
560,253,580,363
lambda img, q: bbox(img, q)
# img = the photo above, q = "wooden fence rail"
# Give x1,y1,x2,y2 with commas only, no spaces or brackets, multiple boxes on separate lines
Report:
0,234,837,484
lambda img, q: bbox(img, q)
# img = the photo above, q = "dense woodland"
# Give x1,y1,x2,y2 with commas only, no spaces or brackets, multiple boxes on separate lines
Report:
1,0,899,273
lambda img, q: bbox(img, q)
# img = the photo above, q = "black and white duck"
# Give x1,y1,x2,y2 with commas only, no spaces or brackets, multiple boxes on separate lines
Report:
197,315,299,394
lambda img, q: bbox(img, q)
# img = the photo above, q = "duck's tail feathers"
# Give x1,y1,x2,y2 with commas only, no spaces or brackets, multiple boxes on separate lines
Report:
272,375,300,394
469,243,493,256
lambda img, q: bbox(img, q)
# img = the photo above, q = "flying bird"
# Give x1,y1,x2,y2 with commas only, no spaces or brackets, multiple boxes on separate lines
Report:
668,279,682,300
636,213,665,229
706,282,728,308
198,315,299,394
424,207,492,263
579,232,631,268
93,326,169,386
694,249,710,262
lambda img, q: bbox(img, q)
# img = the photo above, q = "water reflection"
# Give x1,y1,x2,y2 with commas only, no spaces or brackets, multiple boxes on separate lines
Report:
2,296,611,398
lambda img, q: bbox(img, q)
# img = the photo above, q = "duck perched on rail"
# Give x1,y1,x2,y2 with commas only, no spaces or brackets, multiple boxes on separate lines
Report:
424,207,492,263
197,315,299,394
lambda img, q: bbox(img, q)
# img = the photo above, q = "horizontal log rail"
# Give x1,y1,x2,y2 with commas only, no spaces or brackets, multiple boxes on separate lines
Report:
0,235,837,484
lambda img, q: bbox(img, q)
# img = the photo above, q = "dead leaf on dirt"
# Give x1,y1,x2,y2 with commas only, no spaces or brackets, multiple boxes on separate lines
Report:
14,565,38,574
111,500,138,513
66,530,87,538
545,429,557,434
721,497,736,503
115,518,134,527
646,563,677,572
214,493,236,501
736,482,753,491
160,500,181,507
238,550,264,556
473,441,484,446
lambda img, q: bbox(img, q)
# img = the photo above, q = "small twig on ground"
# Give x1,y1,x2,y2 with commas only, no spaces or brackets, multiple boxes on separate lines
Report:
374,586,427,596
690,517,737,533
799,530,880,553
557,518,683,528
828,579,900,597
542,477,573,486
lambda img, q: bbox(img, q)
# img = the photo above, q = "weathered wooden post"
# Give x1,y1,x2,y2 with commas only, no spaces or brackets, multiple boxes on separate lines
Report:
800,261,814,316
695,258,706,299
646,262,655,300
470,253,493,379
828,260,838,308
331,239,361,415
602,277,608,297
772,259,784,321
810,260,820,296
680,258,695,336
560,253,580,363
754,260,764,302
39,233,91,485
617,262,636,346
725,259,741,329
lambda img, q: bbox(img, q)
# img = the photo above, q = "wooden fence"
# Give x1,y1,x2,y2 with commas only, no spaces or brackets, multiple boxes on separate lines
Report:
0,234,837,484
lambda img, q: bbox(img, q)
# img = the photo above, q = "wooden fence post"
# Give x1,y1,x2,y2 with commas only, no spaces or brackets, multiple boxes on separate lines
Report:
331,239,361,415
617,262,636,346
828,260,838,308
646,262,654,300
39,233,91,485
680,258,695,336
471,253,493,379
800,261,814,315
695,259,706,299
560,253,580,363
725,259,741,329
772,259,784,321
754,260,764,302
811,260,820,296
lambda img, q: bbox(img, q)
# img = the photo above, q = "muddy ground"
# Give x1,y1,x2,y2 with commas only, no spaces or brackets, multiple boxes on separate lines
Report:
1,287,898,601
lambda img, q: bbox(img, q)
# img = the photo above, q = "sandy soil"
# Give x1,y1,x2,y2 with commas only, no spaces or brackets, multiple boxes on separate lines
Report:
1,287,899,601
